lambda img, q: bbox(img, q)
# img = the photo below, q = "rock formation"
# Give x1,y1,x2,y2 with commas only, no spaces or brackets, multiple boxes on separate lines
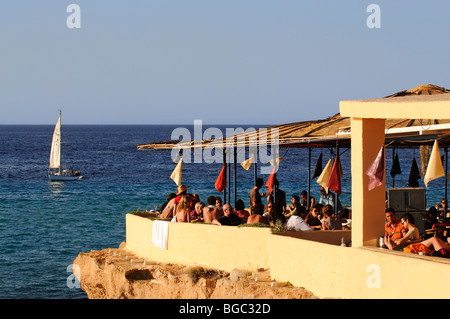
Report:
73,242,318,299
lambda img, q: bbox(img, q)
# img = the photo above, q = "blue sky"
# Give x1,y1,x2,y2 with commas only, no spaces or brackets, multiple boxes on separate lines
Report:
1,1,449,125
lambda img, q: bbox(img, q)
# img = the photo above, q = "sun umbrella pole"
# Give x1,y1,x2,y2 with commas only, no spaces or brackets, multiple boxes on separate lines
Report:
228,156,231,205
234,146,237,207
308,147,311,209
392,146,396,188
254,149,258,186
445,147,448,220
223,149,227,204
335,144,339,217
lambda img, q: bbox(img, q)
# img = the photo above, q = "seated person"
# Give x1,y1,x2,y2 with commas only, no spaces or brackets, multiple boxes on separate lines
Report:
203,196,224,223
285,195,301,218
401,237,450,258
305,204,322,229
215,196,223,209
247,212,269,225
384,213,420,250
263,202,286,227
175,195,191,223
385,208,406,240
339,207,351,229
172,185,198,217
160,196,176,218
286,206,313,231
425,237,450,258
234,199,249,222
212,204,241,226
321,204,342,230
425,206,439,230
190,201,205,222
300,190,309,207
159,193,177,213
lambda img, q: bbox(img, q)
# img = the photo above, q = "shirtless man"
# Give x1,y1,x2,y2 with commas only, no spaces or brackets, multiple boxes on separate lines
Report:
250,178,265,215
203,196,224,223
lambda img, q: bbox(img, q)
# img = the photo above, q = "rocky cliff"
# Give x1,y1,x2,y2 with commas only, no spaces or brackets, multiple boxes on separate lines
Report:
73,242,318,299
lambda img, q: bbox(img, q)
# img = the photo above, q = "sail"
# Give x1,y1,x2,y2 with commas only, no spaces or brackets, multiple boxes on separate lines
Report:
49,114,61,170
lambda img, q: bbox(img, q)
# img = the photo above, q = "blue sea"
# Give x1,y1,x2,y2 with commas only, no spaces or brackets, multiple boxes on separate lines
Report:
0,124,447,299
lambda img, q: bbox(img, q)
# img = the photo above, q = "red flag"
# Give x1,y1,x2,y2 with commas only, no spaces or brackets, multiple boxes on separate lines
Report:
366,145,385,191
326,155,342,195
215,164,227,192
265,165,277,193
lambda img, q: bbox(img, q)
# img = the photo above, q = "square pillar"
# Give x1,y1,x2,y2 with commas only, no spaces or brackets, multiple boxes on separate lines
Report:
351,118,386,247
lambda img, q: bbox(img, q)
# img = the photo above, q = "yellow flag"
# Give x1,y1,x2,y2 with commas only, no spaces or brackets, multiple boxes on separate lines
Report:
170,158,183,186
241,156,254,171
269,156,284,166
424,140,445,187
317,159,333,192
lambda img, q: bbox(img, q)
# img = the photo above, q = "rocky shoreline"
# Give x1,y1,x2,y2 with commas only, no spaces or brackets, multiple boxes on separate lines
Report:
73,242,319,299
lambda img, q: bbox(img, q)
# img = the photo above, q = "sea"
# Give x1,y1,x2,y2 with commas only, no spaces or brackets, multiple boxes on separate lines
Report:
0,124,447,299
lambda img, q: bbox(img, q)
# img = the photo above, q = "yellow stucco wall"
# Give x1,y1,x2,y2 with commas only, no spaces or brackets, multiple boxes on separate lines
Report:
125,214,450,299
349,118,386,247
269,235,450,299
126,214,271,272
340,94,450,120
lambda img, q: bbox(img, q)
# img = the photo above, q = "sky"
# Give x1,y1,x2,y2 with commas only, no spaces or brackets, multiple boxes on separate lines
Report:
1,1,450,125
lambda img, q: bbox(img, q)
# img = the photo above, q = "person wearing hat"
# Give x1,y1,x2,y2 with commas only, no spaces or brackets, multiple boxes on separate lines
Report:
172,185,197,218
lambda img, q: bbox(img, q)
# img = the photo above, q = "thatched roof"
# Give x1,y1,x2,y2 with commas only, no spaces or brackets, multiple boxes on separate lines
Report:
137,84,450,150
385,84,450,97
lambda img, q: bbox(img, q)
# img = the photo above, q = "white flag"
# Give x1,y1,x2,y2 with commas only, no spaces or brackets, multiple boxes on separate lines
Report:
424,140,445,187
170,158,183,186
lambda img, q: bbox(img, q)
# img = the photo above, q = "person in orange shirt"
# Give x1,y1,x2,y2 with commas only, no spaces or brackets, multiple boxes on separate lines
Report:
384,208,406,239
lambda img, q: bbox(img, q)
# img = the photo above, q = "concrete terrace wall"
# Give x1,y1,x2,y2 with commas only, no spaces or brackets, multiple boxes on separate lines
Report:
126,213,450,299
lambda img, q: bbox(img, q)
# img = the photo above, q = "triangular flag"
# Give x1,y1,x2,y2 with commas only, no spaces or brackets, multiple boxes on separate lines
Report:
366,145,385,191
337,155,343,178
215,164,227,193
265,165,277,193
317,158,333,192
170,157,182,186
326,155,342,195
312,153,323,180
241,156,254,171
408,157,420,187
424,140,445,187
390,152,402,178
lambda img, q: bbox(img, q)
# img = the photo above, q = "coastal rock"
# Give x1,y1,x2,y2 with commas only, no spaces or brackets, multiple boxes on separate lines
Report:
73,243,318,299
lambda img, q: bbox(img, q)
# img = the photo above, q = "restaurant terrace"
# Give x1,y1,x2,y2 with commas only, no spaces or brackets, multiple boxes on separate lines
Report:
127,84,450,298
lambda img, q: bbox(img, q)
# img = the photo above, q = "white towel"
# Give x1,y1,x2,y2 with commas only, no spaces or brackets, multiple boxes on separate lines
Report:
152,220,170,250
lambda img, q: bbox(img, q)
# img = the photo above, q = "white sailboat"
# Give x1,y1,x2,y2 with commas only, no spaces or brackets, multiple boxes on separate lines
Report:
48,111,82,181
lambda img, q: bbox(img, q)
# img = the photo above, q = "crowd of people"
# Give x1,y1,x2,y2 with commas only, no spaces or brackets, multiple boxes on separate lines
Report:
157,179,350,232
156,180,450,259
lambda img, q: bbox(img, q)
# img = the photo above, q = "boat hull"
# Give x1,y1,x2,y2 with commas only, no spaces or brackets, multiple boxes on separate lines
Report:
48,174,82,181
